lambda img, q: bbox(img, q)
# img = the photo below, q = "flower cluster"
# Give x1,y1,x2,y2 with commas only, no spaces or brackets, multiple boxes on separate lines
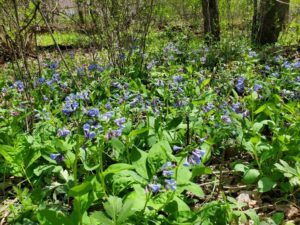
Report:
13,81,25,92
83,123,100,139
235,76,245,95
57,127,70,137
87,108,100,118
173,75,183,83
62,91,90,115
88,63,103,72
147,162,177,193
203,103,214,113
184,149,205,167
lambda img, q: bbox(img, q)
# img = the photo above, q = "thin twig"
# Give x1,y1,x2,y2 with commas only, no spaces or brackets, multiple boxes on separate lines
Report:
33,0,80,91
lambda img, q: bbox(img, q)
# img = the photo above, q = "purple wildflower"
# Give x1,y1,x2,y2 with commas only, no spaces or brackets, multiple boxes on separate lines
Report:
254,84,262,92
50,153,64,162
155,79,164,87
57,127,70,137
102,111,114,120
87,108,100,117
114,117,126,127
83,123,96,139
202,103,214,113
173,145,182,152
173,75,183,83
13,80,24,92
49,62,58,70
52,73,60,82
105,103,112,110
165,179,176,191
231,102,241,113
162,170,173,177
148,183,161,193
221,115,232,124
235,76,245,94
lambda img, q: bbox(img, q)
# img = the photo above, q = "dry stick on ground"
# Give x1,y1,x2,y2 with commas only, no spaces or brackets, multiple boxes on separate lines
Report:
32,0,80,91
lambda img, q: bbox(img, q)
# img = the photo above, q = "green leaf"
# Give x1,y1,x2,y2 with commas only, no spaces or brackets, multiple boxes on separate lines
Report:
37,209,72,225
24,147,41,169
72,192,98,221
111,170,145,195
251,91,258,100
243,169,260,184
128,128,149,138
110,138,125,151
0,145,14,162
147,140,173,175
33,165,62,176
245,209,259,225
258,177,276,193
88,211,113,225
166,116,183,130
103,196,133,224
233,163,248,173
254,104,267,114
117,199,135,223
69,177,95,196
125,184,147,211
177,165,192,185
131,147,149,179
185,182,204,198
52,139,73,152
172,196,190,211
103,163,134,176
271,212,284,225
200,78,210,87
192,165,212,178
252,120,274,133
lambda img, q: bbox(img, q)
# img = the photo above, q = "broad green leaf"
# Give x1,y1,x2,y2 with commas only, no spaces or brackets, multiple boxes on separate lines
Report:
103,196,123,223
111,170,145,195
166,116,183,130
245,209,259,225
233,163,248,173
184,182,204,198
0,145,14,162
117,199,135,223
69,177,95,196
103,163,134,176
243,169,260,184
165,196,190,212
34,165,62,176
251,91,258,100
24,148,41,169
88,211,113,225
192,165,212,178
271,212,284,225
128,128,149,138
177,164,192,185
147,140,173,175
252,120,274,133
110,138,125,152
131,147,149,179
125,184,147,211
258,177,276,192
37,209,72,225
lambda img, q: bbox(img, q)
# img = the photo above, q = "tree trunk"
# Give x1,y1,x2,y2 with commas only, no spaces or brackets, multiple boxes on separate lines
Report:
254,0,290,44
251,0,258,41
76,0,85,25
201,0,220,42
